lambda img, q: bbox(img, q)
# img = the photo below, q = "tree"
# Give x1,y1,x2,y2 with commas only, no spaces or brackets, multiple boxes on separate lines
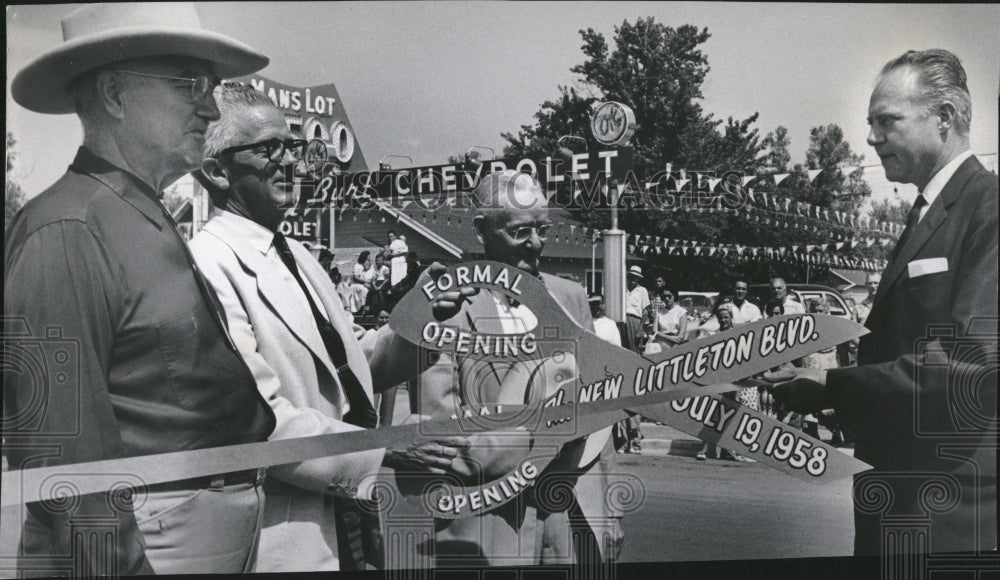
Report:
801,124,871,210
499,18,773,289
6,132,28,230
868,197,909,224
502,19,765,177
497,18,897,288
761,125,791,173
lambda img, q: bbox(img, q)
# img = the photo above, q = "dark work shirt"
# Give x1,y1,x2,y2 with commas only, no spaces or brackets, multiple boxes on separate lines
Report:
3,148,276,575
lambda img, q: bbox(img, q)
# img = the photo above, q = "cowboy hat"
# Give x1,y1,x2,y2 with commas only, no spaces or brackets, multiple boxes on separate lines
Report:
12,3,269,114
628,265,643,278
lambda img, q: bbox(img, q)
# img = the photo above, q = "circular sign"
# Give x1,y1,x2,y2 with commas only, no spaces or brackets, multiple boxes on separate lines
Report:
590,101,636,147
330,121,355,164
304,139,329,178
303,117,329,142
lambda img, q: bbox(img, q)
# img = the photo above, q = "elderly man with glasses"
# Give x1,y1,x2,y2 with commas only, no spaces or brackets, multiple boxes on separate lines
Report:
404,170,623,567
189,83,469,572
5,4,277,575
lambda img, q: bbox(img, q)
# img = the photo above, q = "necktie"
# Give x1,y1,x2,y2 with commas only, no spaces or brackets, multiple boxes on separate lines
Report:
272,233,378,429
273,233,378,570
890,194,927,262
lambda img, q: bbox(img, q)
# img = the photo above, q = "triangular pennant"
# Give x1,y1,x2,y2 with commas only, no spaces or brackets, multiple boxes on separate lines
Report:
807,168,823,182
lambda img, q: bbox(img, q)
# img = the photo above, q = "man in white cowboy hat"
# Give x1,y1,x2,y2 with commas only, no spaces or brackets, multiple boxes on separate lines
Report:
5,4,277,576
624,264,650,350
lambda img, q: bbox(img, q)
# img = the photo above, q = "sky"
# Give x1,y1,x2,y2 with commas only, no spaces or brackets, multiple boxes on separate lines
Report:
6,2,1000,199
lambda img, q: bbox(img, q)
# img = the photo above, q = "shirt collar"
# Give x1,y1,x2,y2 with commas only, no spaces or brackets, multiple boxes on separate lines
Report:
920,150,973,207
210,207,277,255
70,147,161,201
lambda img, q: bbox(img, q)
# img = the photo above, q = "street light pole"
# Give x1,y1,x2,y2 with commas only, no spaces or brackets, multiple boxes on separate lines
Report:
603,180,626,323
588,102,635,324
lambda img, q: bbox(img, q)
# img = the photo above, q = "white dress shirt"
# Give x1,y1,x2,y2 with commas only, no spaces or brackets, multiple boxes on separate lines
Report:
918,150,973,223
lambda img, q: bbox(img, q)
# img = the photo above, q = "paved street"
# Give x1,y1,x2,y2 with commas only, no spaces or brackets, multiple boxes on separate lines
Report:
612,442,856,562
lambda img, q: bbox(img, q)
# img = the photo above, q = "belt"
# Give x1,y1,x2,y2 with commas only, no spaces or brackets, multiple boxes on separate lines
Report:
146,468,264,492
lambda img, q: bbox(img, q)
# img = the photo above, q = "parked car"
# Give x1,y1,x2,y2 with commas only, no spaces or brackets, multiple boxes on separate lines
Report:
747,284,853,320
678,292,719,341
678,292,717,322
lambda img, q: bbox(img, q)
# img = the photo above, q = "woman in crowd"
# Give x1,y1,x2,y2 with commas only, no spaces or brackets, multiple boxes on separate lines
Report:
369,253,391,312
645,289,688,353
350,251,374,313
697,293,735,338
330,267,352,309
696,307,753,462
798,299,840,440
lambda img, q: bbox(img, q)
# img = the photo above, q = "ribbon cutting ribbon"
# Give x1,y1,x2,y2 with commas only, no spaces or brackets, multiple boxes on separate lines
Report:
1,261,871,516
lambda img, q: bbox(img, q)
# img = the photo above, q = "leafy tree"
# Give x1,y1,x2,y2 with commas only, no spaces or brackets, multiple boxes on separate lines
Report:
6,132,28,230
803,124,870,210
502,19,764,177
497,18,888,289
868,197,909,224
761,125,791,173
446,149,480,167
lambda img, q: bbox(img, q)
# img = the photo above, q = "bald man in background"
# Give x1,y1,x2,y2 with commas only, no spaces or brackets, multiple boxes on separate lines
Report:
407,170,623,567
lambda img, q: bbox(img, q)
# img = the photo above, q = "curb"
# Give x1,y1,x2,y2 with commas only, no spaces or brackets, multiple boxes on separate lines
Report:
618,436,855,459
638,438,703,458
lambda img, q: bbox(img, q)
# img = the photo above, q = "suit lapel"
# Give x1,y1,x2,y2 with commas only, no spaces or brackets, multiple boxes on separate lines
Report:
870,156,983,316
201,217,332,370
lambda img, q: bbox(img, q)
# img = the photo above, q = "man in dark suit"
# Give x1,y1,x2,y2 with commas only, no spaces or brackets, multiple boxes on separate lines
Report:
769,49,997,555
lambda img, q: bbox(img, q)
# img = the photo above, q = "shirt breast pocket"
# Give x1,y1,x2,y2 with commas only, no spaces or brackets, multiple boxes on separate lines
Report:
156,310,241,410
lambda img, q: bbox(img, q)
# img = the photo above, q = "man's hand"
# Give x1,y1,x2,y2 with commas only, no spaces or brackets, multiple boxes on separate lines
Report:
383,437,471,474
762,366,832,414
427,262,479,321
382,414,470,474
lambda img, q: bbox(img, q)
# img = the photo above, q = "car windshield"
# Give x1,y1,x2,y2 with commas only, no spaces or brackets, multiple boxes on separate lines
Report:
680,295,711,309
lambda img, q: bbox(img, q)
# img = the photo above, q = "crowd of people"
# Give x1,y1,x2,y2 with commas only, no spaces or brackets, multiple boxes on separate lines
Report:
610,268,876,455
318,231,422,319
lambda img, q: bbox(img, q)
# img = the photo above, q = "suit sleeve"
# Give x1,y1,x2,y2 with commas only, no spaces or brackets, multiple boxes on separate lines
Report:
3,221,154,575
827,180,998,428
364,324,428,392
192,241,384,497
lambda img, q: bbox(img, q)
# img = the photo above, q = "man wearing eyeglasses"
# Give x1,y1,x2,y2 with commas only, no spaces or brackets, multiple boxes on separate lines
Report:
408,170,623,567
6,4,277,576
189,83,469,572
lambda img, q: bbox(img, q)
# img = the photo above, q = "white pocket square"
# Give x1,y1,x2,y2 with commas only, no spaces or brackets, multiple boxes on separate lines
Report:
908,257,948,278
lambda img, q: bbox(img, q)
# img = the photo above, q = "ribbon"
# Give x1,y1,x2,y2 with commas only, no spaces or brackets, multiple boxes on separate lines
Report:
2,262,872,518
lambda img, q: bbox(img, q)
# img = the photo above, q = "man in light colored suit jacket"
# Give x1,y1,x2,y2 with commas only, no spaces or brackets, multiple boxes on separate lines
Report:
770,49,996,555
410,170,623,567
189,84,468,571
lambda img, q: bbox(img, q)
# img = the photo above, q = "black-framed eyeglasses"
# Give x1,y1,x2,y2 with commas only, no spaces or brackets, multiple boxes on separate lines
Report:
116,70,218,103
219,138,308,163
504,224,551,242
